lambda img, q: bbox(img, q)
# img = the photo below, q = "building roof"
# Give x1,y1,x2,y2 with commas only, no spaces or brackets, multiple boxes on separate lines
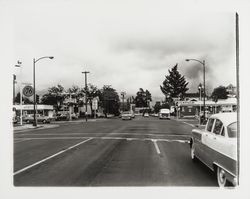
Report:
13,104,54,110
184,93,200,98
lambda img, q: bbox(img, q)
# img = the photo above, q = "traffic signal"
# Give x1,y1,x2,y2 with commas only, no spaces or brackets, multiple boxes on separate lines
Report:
36,94,40,104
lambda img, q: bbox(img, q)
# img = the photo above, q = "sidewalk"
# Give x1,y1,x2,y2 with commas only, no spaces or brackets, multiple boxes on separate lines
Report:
13,124,59,132
52,118,108,124
13,118,109,132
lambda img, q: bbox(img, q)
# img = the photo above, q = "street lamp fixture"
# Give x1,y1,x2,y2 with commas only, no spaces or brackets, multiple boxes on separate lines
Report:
13,62,21,104
186,58,206,124
33,56,54,126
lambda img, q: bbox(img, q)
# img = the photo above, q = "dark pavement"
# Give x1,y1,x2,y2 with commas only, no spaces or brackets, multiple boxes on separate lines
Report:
13,116,217,186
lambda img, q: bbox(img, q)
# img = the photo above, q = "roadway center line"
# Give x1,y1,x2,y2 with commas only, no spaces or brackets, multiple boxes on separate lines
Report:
152,139,161,154
14,138,92,176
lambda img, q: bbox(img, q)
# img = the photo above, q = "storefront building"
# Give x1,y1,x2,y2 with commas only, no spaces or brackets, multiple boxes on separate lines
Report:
13,104,54,118
177,98,237,118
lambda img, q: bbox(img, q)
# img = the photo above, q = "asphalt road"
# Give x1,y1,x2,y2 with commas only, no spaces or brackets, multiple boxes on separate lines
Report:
13,116,217,186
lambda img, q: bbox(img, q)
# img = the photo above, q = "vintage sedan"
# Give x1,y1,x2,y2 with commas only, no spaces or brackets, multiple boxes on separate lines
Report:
121,111,132,120
190,112,238,187
24,114,51,124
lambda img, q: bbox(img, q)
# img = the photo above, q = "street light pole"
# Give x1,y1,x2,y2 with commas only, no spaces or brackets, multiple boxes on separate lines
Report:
82,71,90,122
15,61,22,124
203,60,206,123
198,83,202,125
33,58,36,126
33,56,54,126
186,58,206,124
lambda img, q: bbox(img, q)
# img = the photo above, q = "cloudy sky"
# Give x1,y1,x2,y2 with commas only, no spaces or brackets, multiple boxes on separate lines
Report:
10,0,237,101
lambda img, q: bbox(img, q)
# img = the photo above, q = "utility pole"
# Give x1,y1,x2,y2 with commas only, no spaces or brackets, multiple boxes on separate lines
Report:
82,71,90,122
121,92,126,112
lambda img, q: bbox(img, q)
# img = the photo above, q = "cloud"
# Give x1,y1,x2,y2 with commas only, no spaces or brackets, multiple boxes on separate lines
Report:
11,2,236,100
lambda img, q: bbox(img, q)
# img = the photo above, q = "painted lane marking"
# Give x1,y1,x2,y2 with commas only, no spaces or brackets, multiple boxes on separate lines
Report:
16,132,191,137
152,139,161,154
14,137,92,141
14,136,190,143
14,138,92,176
14,138,32,143
182,122,195,127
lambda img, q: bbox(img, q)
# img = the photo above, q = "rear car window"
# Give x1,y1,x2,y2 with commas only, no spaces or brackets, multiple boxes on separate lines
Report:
213,119,223,135
227,122,237,138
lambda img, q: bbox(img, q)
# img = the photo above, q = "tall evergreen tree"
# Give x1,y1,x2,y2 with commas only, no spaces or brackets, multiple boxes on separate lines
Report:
160,64,189,100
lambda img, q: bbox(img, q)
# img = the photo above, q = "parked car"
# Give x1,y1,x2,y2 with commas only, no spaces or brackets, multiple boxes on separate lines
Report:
96,113,105,118
143,113,149,117
107,114,115,118
24,114,51,124
121,111,132,120
190,112,237,187
55,113,68,121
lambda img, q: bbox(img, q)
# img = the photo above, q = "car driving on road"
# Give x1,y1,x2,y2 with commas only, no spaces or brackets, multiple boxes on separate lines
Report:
121,111,133,120
190,112,237,187
159,108,170,119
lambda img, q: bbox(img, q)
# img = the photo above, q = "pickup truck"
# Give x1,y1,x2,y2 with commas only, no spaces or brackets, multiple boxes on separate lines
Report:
190,112,238,187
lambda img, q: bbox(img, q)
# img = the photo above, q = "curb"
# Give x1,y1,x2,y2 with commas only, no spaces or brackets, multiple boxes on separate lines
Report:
14,124,59,133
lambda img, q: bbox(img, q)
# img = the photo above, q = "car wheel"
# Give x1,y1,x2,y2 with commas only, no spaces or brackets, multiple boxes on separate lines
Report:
43,120,46,124
26,120,29,124
190,142,197,162
217,167,230,187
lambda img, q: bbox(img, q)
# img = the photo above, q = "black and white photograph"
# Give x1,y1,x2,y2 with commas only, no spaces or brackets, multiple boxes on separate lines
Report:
1,0,250,198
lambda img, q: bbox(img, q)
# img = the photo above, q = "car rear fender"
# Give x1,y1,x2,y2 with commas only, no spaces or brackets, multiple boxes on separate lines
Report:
213,162,237,185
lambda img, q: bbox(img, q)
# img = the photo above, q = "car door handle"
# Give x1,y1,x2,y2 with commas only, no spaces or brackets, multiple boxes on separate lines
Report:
213,137,216,140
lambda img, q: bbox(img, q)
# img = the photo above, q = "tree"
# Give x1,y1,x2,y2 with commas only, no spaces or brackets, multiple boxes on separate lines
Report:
67,85,82,106
98,85,120,116
211,86,228,102
81,84,101,116
68,85,80,95
153,102,161,113
40,84,66,111
135,88,152,107
161,103,170,109
160,64,189,102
